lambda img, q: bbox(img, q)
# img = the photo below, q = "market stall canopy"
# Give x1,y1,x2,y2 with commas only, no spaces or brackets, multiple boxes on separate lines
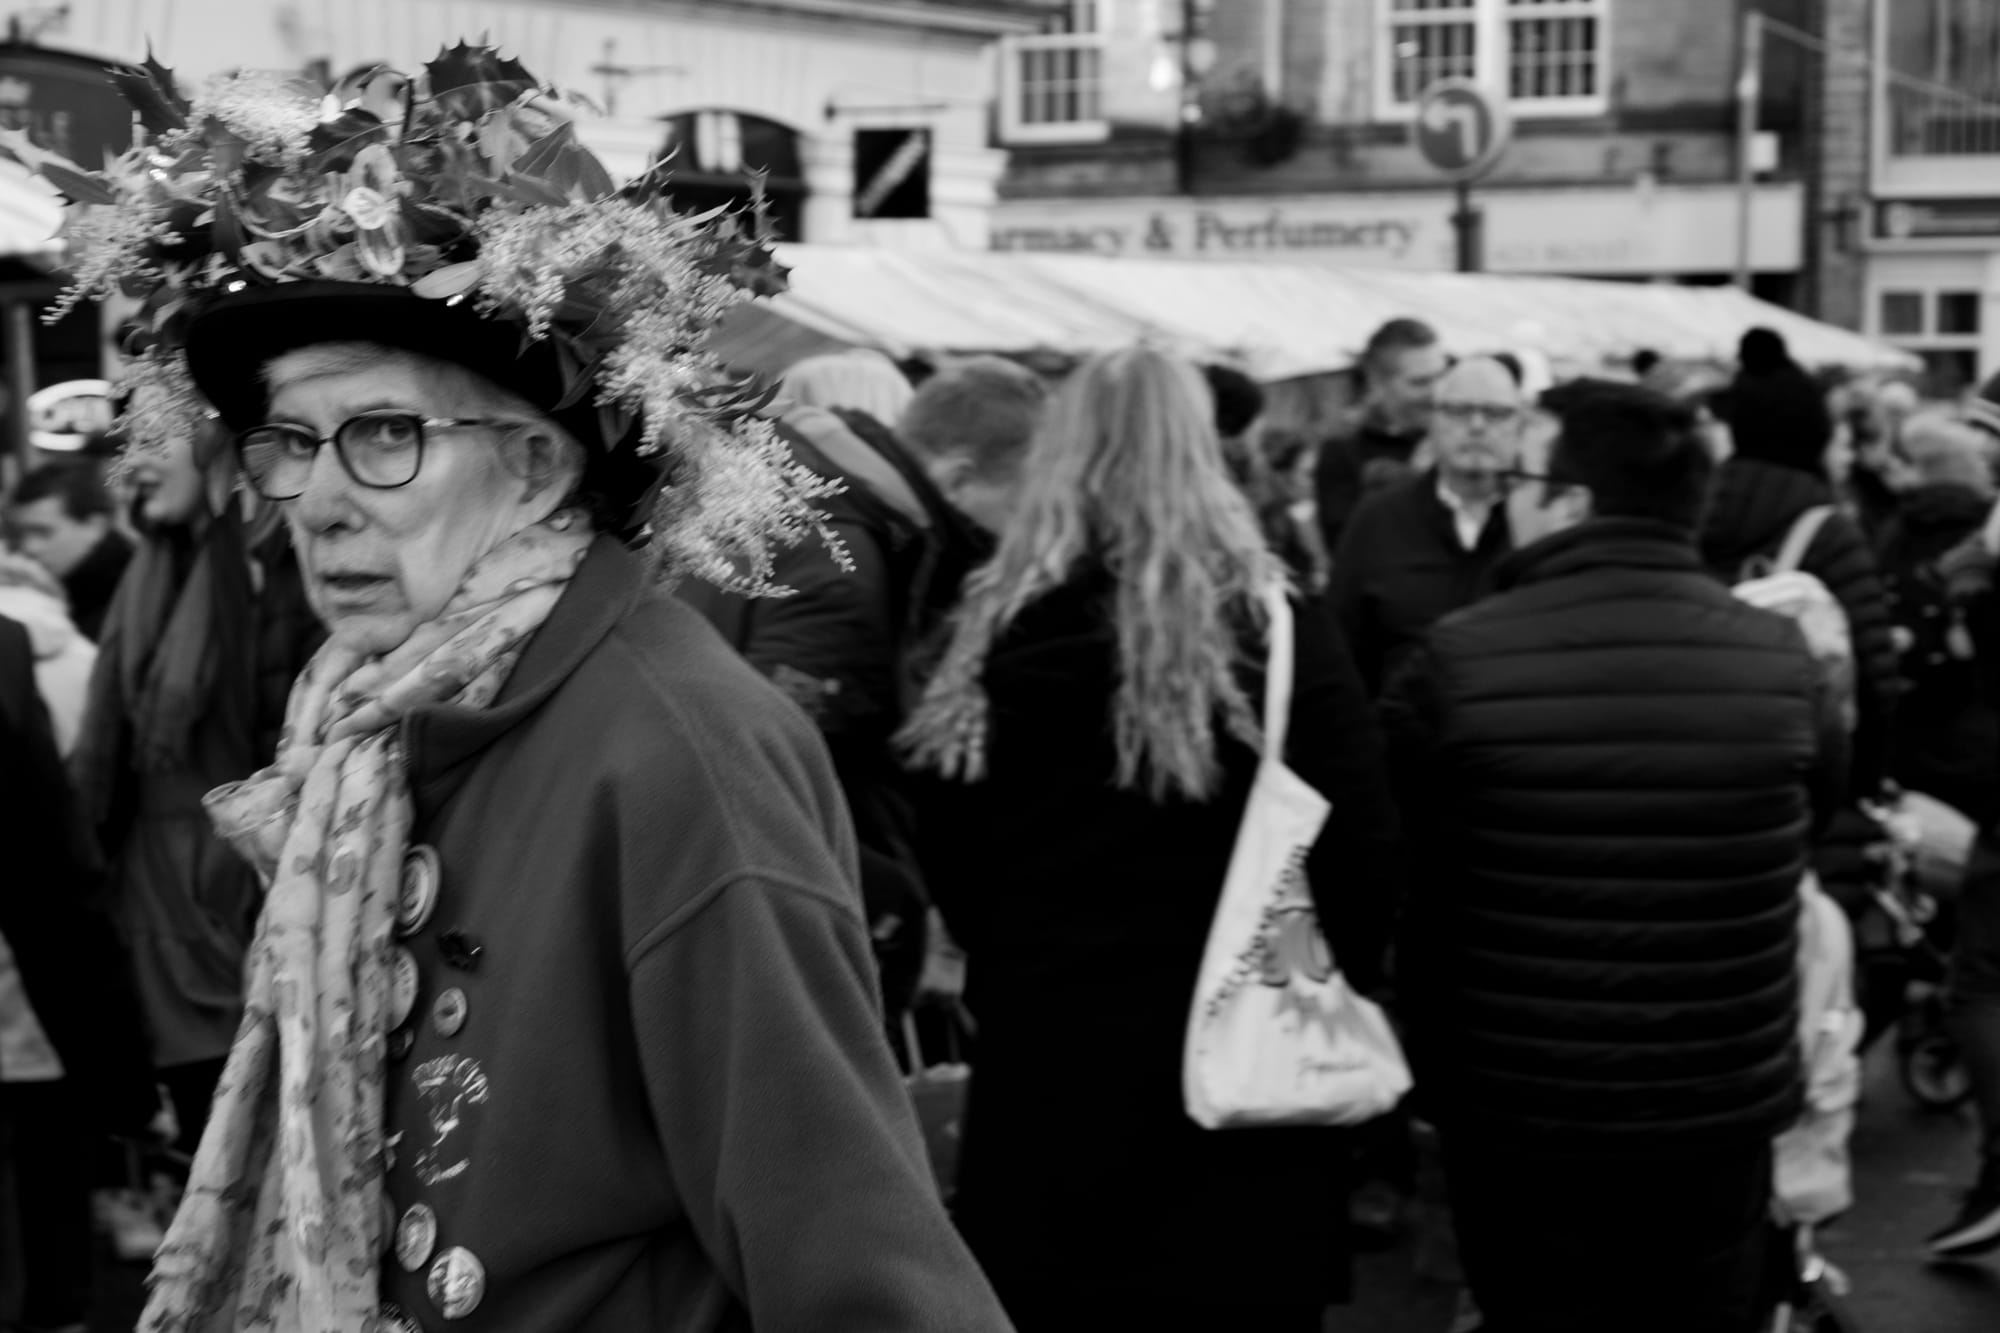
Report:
720,244,1919,381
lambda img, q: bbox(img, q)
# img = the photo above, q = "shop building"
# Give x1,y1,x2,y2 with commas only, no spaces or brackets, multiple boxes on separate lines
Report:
8,0,1045,248
1818,0,2000,396
992,0,1817,298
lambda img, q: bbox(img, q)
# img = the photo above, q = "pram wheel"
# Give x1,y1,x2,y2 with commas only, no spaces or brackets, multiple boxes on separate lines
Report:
1899,1030,1974,1110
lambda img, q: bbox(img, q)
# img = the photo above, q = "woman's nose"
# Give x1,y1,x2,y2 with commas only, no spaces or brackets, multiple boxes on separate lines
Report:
290,441,356,528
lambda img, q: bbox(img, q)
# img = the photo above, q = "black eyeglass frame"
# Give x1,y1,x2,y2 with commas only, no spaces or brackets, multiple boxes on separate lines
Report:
234,412,528,501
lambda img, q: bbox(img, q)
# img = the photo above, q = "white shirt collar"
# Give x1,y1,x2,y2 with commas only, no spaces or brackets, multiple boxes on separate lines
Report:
1435,475,1497,551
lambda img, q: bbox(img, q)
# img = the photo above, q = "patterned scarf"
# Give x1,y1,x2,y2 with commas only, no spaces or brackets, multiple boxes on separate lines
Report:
140,512,594,1332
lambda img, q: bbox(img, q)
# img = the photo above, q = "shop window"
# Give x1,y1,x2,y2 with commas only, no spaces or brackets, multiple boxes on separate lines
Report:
998,1,1107,145
1873,284,1986,398
1885,0,2000,158
1378,0,1607,120
1880,290,1927,336
1938,289,1984,336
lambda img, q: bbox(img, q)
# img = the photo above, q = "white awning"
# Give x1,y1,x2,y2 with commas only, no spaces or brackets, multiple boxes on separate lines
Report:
729,245,1920,381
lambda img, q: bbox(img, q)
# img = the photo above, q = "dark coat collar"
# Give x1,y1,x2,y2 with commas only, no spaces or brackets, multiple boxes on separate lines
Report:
1494,517,1705,592
403,534,642,820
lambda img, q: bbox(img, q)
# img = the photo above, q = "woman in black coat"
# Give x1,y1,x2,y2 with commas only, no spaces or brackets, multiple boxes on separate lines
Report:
903,346,1400,1332
1703,331,1898,801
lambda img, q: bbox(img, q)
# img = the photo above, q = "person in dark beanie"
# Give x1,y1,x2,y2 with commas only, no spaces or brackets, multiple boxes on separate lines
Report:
1702,327,1899,811
1385,381,1843,1333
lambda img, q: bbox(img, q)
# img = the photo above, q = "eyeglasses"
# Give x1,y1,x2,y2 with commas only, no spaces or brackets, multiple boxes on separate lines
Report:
235,412,525,501
1436,402,1521,426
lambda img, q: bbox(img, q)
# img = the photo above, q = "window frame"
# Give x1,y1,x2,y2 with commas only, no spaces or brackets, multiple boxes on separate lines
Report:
1867,285,1987,396
1373,0,1611,123
996,0,1109,146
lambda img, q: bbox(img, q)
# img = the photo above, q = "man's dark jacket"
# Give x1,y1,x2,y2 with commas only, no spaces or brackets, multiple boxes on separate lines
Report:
1312,409,1425,557
0,615,153,1131
1328,470,1509,697
1382,519,1843,1150
1699,456,1898,800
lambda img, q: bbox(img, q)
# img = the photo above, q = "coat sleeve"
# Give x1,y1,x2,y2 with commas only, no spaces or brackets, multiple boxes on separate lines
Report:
1376,643,1449,1021
1286,597,1402,993
628,874,1013,1332
1325,500,1383,697
1809,513,1898,798
1314,434,1365,558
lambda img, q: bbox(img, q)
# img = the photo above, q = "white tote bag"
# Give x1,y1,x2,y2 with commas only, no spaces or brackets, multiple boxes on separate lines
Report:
1182,584,1412,1129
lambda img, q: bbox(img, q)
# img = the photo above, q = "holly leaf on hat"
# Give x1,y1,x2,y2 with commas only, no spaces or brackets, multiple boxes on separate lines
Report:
425,42,540,121
511,121,615,202
410,260,481,300
211,194,248,268
108,48,191,136
307,109,390,174
465,172,570,208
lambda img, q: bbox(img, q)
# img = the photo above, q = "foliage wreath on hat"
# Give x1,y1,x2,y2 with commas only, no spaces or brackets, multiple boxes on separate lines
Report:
1,44,843,595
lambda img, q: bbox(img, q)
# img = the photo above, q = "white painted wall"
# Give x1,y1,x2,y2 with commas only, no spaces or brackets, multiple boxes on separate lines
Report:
32,0,1012,246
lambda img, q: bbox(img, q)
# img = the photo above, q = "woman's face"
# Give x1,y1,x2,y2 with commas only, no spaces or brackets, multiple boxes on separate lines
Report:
269,355,552,655
125,427,210,530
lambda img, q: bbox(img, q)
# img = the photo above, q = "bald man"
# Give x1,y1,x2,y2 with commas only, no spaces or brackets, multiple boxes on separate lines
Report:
1328,357,1524,696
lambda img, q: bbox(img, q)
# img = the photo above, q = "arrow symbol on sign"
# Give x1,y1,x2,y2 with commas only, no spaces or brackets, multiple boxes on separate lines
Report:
1422,97,1481,163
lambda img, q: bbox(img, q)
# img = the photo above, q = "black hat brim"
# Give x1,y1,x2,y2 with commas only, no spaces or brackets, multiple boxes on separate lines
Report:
183,281,661,532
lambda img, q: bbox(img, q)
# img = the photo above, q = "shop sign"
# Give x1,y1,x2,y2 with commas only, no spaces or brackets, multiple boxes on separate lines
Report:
1876,199,2000,242
990,204,1436,263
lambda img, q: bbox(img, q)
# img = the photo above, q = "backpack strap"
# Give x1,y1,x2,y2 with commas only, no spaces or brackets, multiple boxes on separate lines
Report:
1773,505,1837,575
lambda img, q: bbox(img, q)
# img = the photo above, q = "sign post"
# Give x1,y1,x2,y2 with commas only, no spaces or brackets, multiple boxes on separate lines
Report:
1414,79,1512,273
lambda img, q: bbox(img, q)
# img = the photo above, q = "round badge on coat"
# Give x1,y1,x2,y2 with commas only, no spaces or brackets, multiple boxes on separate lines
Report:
432,988,469,1039
371,1303,423,1333
428,1245,487,1321
395,1201,438,1273
398,845,442,936
389,947,421,1030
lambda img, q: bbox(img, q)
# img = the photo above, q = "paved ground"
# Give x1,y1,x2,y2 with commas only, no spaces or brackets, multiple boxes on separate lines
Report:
84,1044,2000,1332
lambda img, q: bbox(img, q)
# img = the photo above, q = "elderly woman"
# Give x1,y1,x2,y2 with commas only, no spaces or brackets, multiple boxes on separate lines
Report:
29,48,1008,1333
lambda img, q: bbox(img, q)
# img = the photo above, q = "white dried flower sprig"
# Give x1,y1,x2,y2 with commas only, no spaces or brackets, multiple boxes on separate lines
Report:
183,71,319,168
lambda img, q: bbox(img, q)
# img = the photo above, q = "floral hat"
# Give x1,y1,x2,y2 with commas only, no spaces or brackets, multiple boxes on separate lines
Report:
0,44,841,592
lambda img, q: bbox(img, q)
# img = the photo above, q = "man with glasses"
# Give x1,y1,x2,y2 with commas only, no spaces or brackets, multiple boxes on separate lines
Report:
1381,382,1846,1333
1328,355,1522,699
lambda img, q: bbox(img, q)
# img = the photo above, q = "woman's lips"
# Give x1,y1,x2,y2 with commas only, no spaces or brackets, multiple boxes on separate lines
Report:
315,572,393,605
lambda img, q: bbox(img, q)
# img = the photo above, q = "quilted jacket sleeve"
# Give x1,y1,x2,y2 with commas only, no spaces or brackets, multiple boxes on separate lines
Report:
1806,511,1898,798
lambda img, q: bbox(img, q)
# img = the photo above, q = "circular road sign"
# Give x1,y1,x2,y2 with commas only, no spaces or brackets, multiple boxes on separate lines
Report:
1415,79,1512,182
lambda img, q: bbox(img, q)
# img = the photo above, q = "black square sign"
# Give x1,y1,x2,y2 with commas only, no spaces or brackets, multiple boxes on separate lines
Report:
852,128,931,220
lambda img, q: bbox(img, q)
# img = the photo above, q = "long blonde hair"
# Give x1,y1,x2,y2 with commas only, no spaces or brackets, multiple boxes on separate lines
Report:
899,345,1284,802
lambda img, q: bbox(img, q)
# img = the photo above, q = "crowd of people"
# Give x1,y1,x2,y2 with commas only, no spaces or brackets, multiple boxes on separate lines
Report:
0,303,1995,1332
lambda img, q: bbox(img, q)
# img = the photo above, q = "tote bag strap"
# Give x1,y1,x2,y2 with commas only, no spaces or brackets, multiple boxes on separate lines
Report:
1257,582,1296,764
1774,505,1836,575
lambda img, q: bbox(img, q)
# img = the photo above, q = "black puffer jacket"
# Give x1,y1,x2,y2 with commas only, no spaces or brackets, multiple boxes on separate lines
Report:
1700,456,1898,799
1383,520,1842,1149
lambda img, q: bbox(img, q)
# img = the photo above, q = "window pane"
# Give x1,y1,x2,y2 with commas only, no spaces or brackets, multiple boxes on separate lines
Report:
1509,14,1598,101
1880,290,1927,336
1887,0,2000,155
1391,18,1479,102
1939,290,1983,335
